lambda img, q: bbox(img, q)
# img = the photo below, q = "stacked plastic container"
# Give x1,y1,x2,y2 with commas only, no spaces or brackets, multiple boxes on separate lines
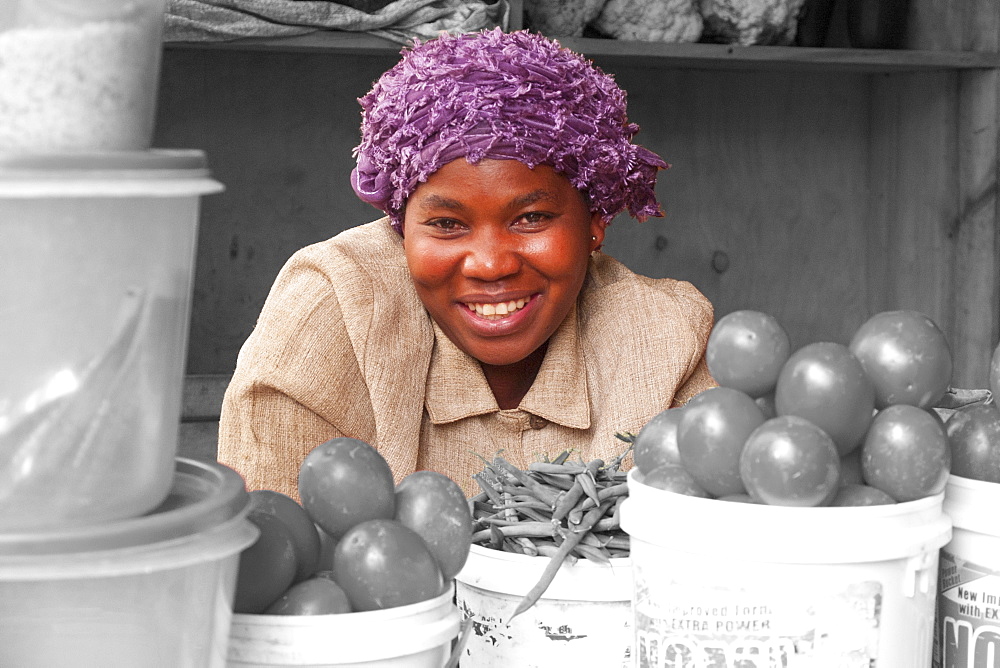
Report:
0,2,256,666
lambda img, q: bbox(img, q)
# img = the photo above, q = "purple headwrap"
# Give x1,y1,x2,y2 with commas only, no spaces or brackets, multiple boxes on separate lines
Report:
351,28,668,233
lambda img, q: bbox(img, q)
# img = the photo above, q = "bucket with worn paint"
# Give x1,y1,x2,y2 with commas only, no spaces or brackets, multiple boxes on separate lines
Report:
623,469,951,666
934,474,1000,667
453,544,633,667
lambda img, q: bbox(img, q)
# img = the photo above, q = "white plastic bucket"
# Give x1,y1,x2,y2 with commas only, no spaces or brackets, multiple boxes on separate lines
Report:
0,458,257,668
934,474,1000,667
227,586,461,667
0,151,223,530
454,544,633,667
622,469,952,667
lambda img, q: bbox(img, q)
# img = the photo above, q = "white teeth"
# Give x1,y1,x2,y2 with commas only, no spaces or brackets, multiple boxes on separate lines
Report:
468,298,529,320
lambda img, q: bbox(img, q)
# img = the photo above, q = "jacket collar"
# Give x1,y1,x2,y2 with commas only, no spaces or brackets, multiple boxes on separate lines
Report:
424,306,591,429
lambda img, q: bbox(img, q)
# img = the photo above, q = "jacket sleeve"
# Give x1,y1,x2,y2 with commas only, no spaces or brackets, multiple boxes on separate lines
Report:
217,249,376,500
667,279,717,407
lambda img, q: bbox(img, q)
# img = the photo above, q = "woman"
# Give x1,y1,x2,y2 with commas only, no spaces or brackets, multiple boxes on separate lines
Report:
218,28,715,498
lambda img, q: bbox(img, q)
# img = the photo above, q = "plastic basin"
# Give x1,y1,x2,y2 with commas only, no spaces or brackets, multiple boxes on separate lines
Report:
0,457,258,668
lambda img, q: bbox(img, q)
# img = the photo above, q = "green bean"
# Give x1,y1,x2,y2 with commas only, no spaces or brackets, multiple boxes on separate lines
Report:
577,470,601,507
474,473,504,506
514,536,539,557
508,499,613,621
471,522,558,545
602,534,630,551
551,478,585,522
494,458,562,507
598,482,629,501
496,499,552,513
572,543,611,565
534,541,578,565
533,471,577,491
516,506,553,523
528,462,587,475
550,450,574,466
592,515,619,532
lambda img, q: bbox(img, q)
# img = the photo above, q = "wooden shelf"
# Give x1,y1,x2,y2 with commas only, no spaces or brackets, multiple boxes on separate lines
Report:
165,31,1000,73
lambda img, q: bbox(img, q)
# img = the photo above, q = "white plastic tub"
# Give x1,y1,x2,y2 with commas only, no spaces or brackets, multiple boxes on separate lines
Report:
0,458,257,668
935,474,1000,667
227,586,462,667
0,151,223,530
454,544,633,667
623,469,952,667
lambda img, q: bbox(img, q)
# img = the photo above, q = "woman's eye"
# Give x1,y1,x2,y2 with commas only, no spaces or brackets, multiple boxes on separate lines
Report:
516,211,551,227
426,218,463,231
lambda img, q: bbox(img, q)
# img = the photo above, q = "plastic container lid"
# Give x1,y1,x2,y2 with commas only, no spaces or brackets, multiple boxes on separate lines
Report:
0,458,250,557
0,149,224,197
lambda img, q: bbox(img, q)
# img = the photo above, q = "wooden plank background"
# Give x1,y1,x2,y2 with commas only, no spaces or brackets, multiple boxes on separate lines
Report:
157,3,1000,442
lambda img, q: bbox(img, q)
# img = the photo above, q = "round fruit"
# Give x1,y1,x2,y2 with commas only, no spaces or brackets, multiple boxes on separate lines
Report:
706,310,791,398
299,437,396,539
774,341,875,456
677,387,766,497
234,509,299,614
849,310,953,410
632,407,685,475
830,484,896,507
249,489,322,582
264,575,353,615
394,471,473,581
861,404,951,502
333,519,444,612
740,415,840,507
640,463,711,497
946,402,1000,483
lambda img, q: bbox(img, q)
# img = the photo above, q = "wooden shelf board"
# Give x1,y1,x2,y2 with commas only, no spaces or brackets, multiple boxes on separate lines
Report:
165,31,1000,72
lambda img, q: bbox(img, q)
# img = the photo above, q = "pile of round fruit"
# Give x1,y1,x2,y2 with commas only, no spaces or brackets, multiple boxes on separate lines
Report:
633,309,1000,506
233,437,472,615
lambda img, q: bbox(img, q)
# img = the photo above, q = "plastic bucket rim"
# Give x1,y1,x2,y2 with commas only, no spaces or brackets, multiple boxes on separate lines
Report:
623,469,952,564
232,582,458,626
944,473,1000,535
228,598,462,664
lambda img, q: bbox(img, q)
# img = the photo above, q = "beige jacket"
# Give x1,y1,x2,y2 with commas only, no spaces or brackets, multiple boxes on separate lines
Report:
218,218,715,498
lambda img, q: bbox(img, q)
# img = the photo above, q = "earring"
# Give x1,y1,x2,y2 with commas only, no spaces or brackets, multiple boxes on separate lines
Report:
591,236,597,241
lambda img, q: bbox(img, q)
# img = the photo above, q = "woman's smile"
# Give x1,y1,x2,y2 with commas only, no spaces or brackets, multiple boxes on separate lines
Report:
458,293,540,338
402,158,604,367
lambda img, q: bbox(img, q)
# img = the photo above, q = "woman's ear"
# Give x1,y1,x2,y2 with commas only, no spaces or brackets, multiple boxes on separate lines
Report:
590,214,607,253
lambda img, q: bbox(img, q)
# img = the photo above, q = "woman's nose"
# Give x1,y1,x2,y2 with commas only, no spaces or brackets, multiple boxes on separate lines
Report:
461,236,521,281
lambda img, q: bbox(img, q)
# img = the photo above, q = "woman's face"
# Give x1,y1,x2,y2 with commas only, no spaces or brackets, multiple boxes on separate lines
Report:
402,158,605,367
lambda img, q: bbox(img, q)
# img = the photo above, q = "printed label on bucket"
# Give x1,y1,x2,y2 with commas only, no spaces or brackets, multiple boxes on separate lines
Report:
634,572,882,667
933,549,1000,668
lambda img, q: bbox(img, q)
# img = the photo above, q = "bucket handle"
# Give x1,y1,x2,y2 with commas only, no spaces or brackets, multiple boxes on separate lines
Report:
902,550,936,598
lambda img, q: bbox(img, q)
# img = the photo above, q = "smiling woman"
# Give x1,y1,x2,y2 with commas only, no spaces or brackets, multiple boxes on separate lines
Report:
217,29,717,499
